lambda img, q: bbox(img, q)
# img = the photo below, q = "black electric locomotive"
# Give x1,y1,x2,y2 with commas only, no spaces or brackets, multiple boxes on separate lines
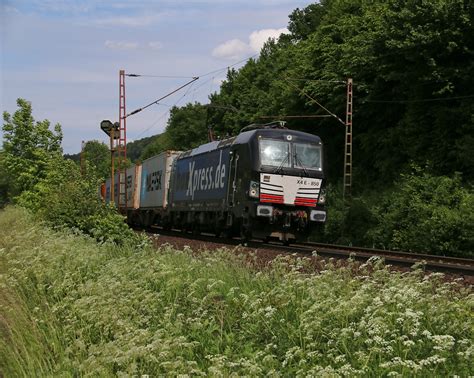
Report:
166,122,326,243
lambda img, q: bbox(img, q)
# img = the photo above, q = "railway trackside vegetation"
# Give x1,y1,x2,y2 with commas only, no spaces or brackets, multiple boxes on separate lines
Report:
321,168,474,257
1,207,473,376
1,99,145,247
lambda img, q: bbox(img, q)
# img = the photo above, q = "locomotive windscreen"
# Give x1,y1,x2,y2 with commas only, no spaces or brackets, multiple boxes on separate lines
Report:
293,143,321,170
259,139,291,168
259,139,322,171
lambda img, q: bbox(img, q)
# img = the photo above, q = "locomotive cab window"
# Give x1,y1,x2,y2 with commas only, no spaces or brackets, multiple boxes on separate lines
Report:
294,143,321,170
259,139,322,170
259,139,291,168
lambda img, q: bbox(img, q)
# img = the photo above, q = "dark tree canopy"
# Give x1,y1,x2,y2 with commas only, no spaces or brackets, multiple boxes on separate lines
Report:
104,0,473,189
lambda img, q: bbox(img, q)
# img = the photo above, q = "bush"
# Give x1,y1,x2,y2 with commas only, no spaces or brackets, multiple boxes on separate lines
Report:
79,211,149,247
1,207,472,376
370,166,474,257
15,157,146,247
315,185,375,246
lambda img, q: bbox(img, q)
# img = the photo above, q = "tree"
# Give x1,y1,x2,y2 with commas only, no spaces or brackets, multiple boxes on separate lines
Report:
370,167,474,257
82,140,110,180
285,2,328,42
165,103,208,150
203,0,474,185
126,134,161,162
0,151,10,206
2,98,63,199
140,133,172,160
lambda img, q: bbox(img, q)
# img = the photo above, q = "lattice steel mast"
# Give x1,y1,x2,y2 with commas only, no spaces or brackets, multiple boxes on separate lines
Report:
117,69,127,210
343,78,353,200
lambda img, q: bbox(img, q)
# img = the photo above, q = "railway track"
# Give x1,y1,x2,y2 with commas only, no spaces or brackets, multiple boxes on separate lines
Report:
142,227,474,277
274,241,474,276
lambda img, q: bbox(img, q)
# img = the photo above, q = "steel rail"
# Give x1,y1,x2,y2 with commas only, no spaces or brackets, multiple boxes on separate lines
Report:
139,227,474,276
303,241,474,266
272,242,474,276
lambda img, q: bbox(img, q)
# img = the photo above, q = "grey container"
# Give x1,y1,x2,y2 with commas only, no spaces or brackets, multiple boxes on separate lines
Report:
104,174,119,207
139,151,181,209
126,164,142,209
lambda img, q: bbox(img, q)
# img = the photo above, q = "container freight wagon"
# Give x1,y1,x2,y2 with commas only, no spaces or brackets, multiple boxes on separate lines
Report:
104,173,119,207
104,167,141,210
126,164,142,209
133,151,181,227
101,121,327,243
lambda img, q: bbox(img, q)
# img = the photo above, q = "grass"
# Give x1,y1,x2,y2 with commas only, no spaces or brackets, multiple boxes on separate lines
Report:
1,206,473,376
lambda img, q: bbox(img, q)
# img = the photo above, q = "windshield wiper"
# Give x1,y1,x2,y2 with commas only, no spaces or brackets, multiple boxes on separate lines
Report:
273,153,290,174
294,153,309,177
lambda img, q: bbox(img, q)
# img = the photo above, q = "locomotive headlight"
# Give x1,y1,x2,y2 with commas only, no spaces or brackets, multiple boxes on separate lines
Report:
257,205,273,217
249,181,260,198
310,210,326,222
319,189,326,204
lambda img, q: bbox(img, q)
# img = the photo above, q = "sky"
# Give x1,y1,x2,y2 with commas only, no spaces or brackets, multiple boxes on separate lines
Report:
1,0,313,154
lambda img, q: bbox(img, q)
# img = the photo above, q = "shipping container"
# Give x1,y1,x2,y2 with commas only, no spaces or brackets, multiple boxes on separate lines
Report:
126,164,142,209
139,151,181,209
104,175,119,206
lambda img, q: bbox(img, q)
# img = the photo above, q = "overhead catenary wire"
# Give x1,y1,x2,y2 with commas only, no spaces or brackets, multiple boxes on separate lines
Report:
364,94,474,103
129,76,220,140
125,54,256,121
125,53,348,140
126,74,197,79
198,53,259,78
125,76,199,118
286,77,346,84
132,109,171,140
283,76,346,126
131,80,198,140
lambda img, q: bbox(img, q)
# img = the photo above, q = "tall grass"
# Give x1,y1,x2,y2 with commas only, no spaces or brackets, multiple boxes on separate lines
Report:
1,207,472,376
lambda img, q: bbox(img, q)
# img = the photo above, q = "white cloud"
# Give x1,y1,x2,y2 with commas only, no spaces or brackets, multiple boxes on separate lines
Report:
105,40,139,50
104,40,163,51
249,28,288,51
31,0,92,13
148,41,163,50
212,28,289,60
212,39,253,60
92,13,163,27
1,5,19,13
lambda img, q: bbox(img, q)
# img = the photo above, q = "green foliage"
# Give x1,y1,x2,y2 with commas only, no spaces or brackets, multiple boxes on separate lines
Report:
285,3,327,41
81,140,110,180
15,157,144,247
2,98,63,198
125,1,473,186
165,103,208,150
126,134,161,162
315,185,375,246
140,132,173,160
0,151,10,207
316,168,474,257
79,210,149,247
2,99,142,247
138,103,208,158
370,166,474,256
1,207,472,376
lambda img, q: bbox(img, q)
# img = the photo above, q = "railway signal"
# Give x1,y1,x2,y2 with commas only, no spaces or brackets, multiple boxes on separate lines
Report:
100,119,119,203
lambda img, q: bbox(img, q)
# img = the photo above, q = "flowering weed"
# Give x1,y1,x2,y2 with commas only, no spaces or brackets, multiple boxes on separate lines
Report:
1,207,472,376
